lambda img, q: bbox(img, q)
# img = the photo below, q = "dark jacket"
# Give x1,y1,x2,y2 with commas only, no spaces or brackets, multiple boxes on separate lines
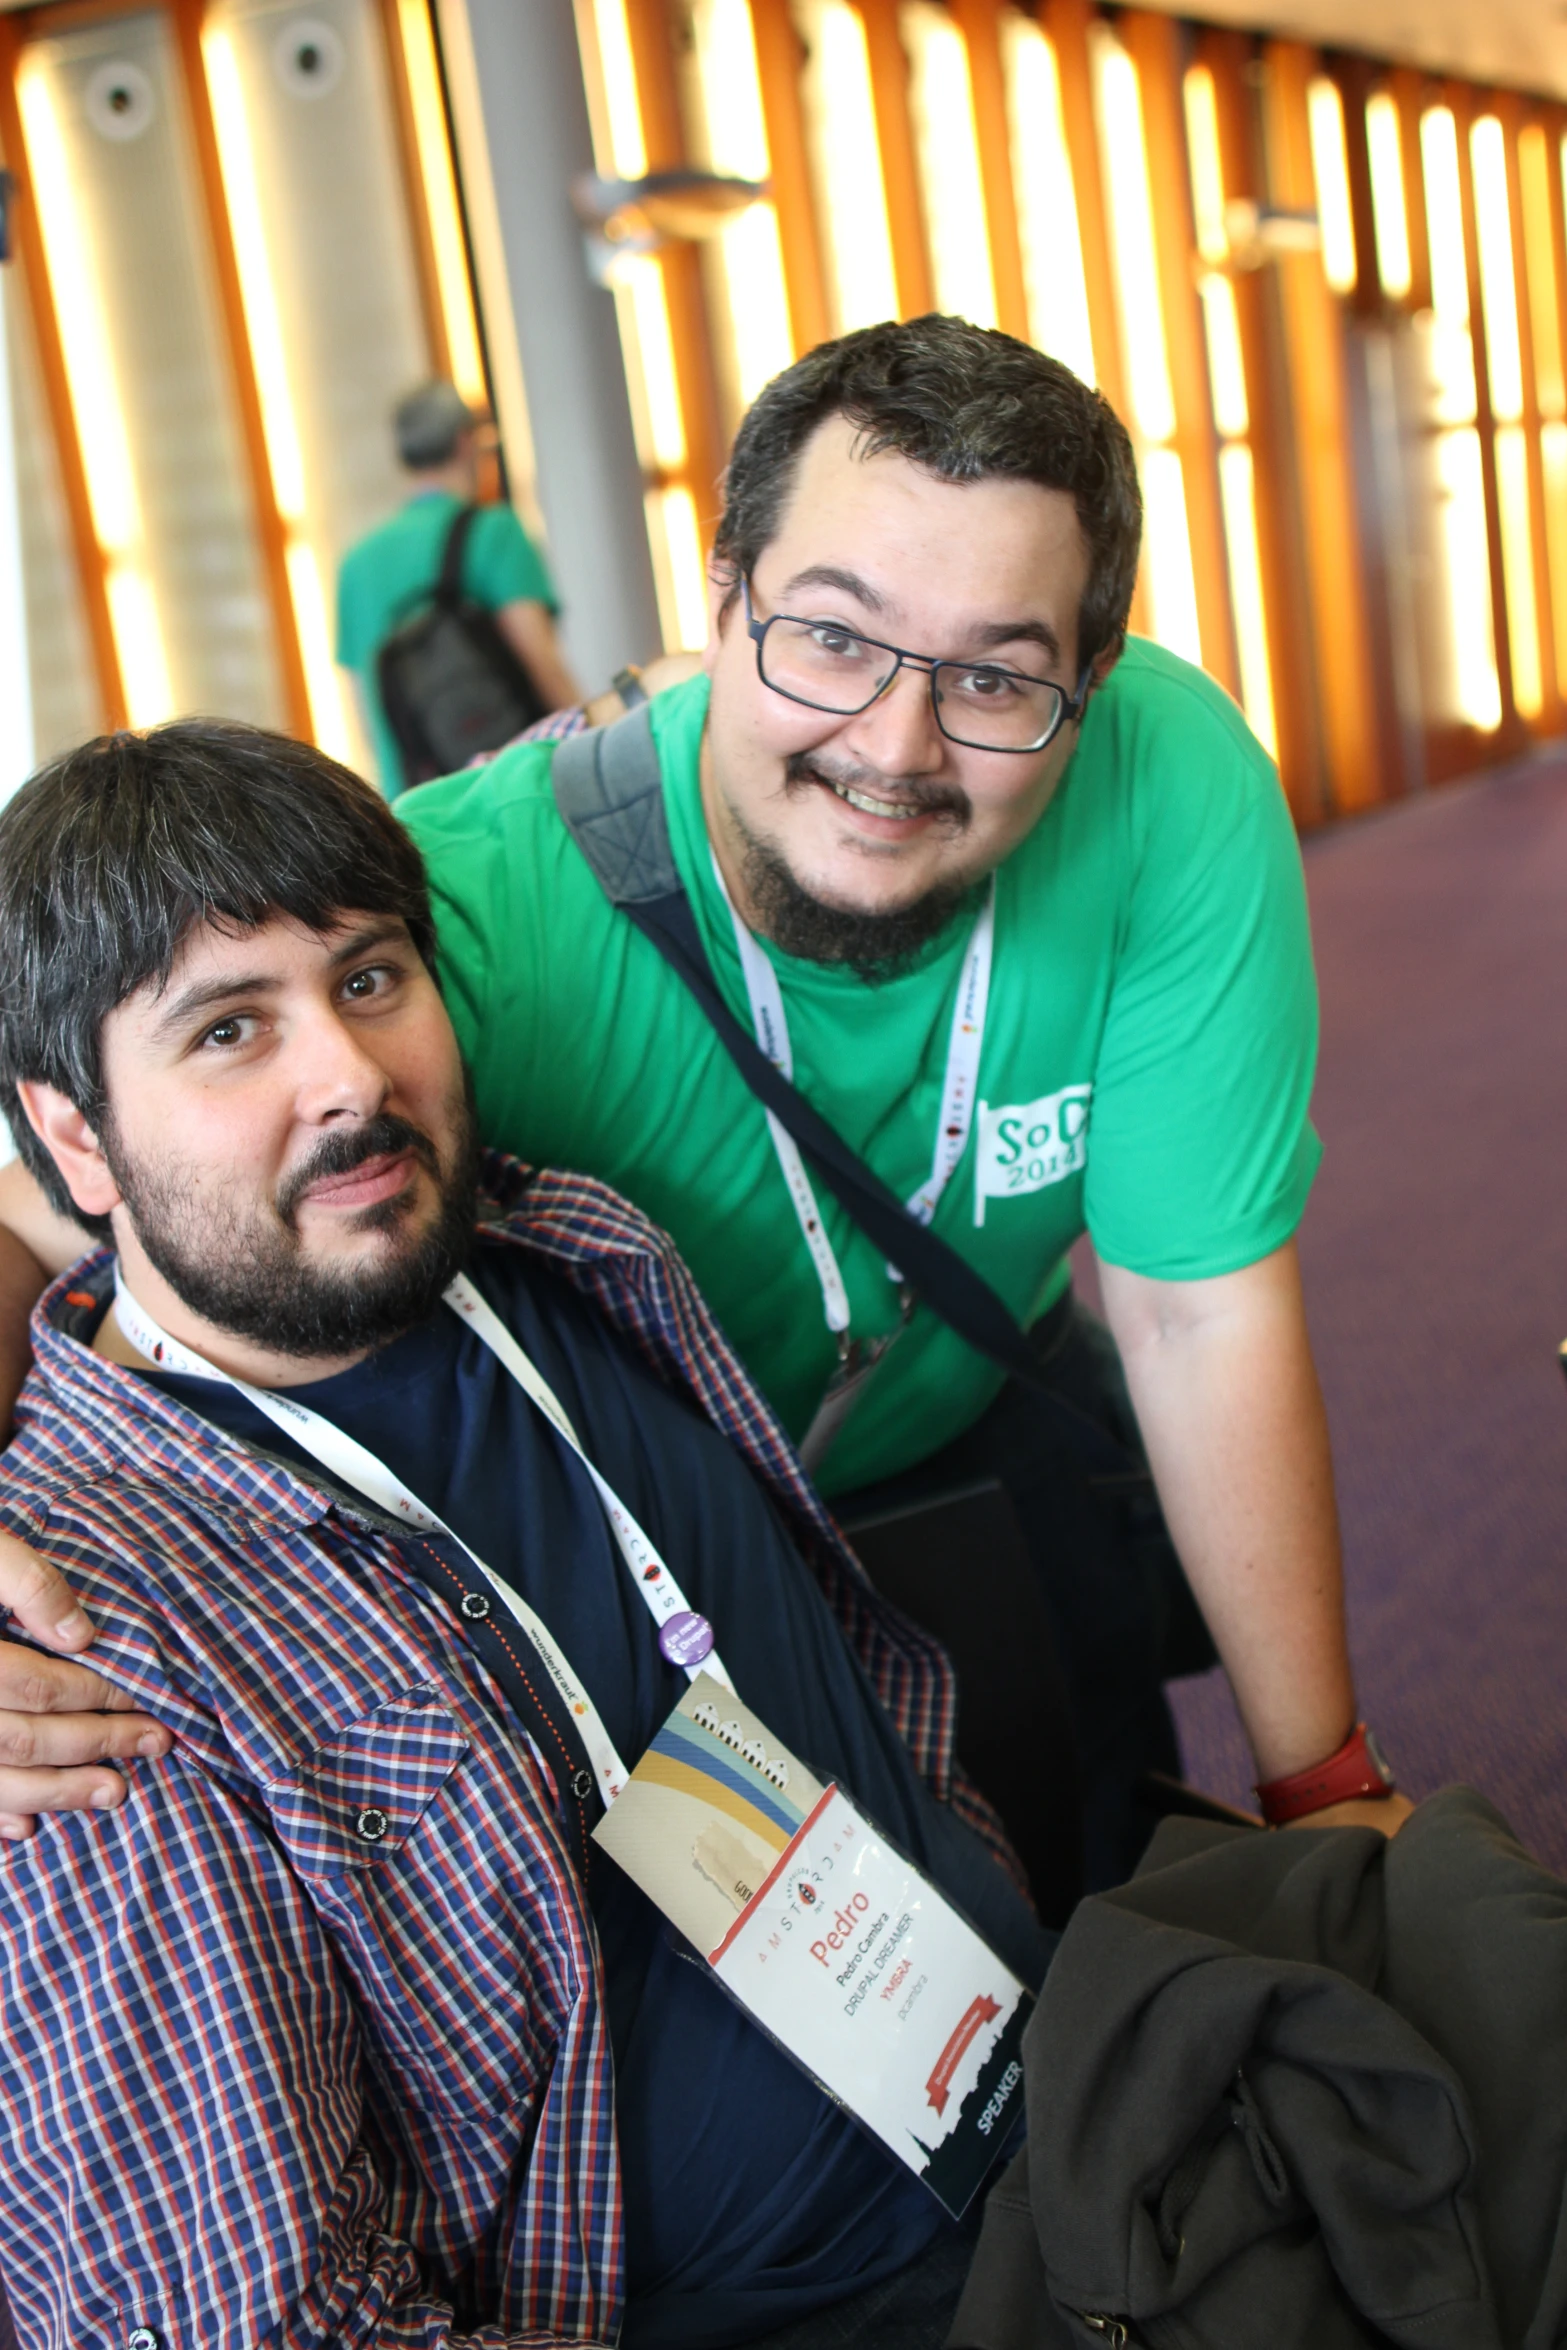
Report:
948,1788,1567,2349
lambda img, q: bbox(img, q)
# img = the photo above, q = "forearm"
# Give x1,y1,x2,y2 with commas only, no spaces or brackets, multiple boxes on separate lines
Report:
0,1225,47,1440
1101,1243,1353,1781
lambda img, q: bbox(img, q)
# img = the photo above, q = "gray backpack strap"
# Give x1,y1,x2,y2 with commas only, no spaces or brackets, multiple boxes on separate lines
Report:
550,702,679,906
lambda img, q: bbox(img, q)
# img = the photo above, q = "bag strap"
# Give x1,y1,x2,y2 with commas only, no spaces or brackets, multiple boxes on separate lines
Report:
436,503,481,606
552,707,1115,1423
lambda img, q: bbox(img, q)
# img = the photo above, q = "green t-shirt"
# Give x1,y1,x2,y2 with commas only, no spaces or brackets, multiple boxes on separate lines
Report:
335,491,556,799
400,640,1320,1495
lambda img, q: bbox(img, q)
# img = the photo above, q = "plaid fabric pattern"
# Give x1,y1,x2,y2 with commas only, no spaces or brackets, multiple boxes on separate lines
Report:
0,1155,1014,2349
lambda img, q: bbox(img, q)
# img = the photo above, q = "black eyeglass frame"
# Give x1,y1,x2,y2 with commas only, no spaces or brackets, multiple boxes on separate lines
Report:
742,578,1093,755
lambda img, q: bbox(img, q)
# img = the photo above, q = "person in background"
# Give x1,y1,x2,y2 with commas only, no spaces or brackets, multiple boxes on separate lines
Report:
336,381,580,798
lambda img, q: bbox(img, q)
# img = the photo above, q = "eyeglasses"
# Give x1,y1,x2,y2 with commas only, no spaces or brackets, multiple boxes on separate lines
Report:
743,579,1091,755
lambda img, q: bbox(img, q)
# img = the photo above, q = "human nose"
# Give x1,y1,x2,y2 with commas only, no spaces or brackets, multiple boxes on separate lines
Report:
290,1003,393,1126
842,657,946,774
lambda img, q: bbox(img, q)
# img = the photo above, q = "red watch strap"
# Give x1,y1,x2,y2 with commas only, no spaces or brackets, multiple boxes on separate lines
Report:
1255,1722,1396,1826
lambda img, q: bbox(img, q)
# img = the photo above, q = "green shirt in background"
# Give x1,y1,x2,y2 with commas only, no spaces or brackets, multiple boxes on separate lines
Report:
335,491,557,800
400,640,1320,1495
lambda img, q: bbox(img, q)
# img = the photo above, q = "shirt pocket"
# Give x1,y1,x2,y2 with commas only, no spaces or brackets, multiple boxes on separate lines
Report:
264,1685,470,1875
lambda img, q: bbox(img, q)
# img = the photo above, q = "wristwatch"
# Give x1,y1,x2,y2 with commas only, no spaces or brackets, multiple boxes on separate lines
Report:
1255,1721,1396,1826
611,663,648,710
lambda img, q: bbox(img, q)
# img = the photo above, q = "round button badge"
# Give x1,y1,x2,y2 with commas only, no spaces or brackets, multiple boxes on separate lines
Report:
657,1610,714,1669
355,1806,390,1843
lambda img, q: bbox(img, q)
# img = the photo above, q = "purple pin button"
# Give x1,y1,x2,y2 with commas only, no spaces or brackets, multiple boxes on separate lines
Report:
659,1610,715,1668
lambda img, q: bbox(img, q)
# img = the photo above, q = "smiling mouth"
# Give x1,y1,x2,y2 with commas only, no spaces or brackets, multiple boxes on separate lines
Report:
825,776,927,821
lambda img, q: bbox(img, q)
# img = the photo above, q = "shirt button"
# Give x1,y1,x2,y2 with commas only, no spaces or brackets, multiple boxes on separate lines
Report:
355,1806,390,1843
128,2330,161,2350
460,1591,491,1621
570,1768,593,1801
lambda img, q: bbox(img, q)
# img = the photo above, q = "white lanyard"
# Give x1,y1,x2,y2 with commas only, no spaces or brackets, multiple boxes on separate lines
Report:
712,855,996,1324
112,1267,731,1810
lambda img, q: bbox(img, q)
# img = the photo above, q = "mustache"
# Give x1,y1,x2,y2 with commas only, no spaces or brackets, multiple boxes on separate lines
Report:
783,751,972,829
276,1113,441,1229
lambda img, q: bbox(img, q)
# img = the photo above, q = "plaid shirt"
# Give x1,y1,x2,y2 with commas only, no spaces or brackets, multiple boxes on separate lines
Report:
0,1156,1012,2350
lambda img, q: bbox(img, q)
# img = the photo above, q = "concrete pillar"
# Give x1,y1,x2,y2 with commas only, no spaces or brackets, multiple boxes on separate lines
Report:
447,0,661,688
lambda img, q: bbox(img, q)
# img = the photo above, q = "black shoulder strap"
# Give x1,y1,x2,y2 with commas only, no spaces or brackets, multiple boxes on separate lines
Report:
436,503,481,605
552,710,1105,1421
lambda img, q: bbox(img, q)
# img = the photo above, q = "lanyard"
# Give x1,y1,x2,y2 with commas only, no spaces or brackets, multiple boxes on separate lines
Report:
111,1267,731,1810
712,856,997,1323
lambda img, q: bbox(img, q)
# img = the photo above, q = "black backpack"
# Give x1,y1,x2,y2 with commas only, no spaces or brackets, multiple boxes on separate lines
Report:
375,504,549,787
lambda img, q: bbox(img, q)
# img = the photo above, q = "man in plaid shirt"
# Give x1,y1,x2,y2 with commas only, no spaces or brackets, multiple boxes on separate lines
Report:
0,723,1048,2350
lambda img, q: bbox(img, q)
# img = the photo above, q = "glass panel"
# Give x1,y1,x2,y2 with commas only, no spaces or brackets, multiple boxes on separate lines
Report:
1365,93,1412,301
18,11,282,728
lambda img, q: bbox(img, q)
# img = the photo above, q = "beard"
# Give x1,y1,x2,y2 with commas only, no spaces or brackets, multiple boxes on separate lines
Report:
733,752,976,982
105,1080,482,1360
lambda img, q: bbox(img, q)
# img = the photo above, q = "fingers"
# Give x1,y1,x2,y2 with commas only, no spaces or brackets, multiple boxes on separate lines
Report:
0,1716,174,1840
0,1526,95,1652
0,1636,135,1714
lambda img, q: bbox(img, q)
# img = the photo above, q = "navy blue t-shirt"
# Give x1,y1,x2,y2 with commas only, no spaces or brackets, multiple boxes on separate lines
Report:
145,1238,1049,2347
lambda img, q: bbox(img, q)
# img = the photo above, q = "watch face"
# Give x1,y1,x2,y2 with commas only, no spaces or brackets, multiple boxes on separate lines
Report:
1364,1726,1396,1789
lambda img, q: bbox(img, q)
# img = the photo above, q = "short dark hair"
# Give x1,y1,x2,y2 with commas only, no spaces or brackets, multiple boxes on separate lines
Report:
0,720,436,1234
713,315,1143,671
394,379,477,470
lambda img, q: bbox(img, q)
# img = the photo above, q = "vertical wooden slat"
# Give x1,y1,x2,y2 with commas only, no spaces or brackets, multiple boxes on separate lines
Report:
623,0,729,532
1502,97,1559,727
1201,26,1322,818
749,0,830,353
949,0,1028,340
1388,67,1432,312
1451,78,1524,752
0,11,123,728
1333,53,1382,320
376,0,456,386
1261,39,1383,811
1119,10,1237,699
1039,0,1126,424
171,0,313,742
857,0,934,318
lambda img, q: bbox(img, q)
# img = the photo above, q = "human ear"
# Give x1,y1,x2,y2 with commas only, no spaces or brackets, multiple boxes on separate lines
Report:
14,1083,122,1222
703,561,740,677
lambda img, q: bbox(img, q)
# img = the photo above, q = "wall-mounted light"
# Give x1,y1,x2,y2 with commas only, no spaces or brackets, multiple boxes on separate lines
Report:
573,166,768,284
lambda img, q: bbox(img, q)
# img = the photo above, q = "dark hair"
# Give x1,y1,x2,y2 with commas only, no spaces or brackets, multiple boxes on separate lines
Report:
394,379,477,470
713,315,1143,670
0,720,437,1234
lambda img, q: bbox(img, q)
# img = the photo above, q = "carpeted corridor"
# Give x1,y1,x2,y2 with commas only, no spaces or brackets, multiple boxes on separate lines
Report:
1153,746,1567,1864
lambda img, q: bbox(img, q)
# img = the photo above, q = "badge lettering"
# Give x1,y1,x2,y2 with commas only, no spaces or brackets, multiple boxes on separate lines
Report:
974,1087,1092,1224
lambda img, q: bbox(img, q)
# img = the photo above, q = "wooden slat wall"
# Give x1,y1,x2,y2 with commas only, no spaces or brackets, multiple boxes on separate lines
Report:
0,9,123,728
1451,78,1526,754
1502,96,1560,725
623,0,729,534
859,0,935,319
172,0,313,742
1261,40,1383,811
750,0,830,353
950,0,1029,341
1200,27,1324,819
1120,9,1237,700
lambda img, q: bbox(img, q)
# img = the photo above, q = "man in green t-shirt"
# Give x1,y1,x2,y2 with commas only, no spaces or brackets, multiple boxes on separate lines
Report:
335,381,580,799
0,319,1409,1885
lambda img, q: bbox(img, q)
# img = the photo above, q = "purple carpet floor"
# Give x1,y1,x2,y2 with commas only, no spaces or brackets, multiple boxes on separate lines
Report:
1143,747,1567,1863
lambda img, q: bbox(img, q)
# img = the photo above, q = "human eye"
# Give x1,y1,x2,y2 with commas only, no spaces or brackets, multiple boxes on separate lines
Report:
195,1011,261,1053
803,621,873,665
947,663,1029,705
339,960,402,1006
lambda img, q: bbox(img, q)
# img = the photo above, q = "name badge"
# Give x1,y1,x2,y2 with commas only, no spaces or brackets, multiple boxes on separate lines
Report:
594,1674,1031,2215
